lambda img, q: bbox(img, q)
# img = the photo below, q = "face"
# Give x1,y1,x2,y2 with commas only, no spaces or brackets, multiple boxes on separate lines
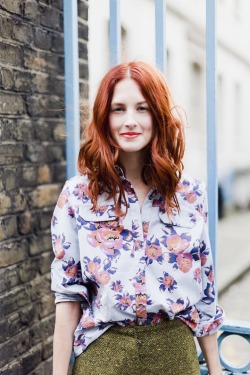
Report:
109,78,153,156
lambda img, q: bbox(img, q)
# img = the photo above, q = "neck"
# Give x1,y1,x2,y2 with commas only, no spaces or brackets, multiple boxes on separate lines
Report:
119,151,146,183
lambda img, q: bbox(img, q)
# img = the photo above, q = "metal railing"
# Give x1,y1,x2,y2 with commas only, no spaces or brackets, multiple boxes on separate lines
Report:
63,0,250,373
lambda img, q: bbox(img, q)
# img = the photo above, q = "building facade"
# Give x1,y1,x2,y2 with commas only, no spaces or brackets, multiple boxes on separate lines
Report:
88,0,250,212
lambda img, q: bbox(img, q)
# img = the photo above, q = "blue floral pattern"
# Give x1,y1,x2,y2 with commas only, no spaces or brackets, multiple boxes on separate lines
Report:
51,173,224,357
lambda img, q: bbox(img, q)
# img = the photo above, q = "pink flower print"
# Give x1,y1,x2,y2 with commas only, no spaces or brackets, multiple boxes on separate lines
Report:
62,258,81,285
96,205,109,215
136,293,147,304
176,253,193,273
180,309,199,330
83,256,117,286
57,189,69,209
52,234,71,259
200,318,222,335
200,253,207,266
74,334,87,349
158,272,177,293
176,182,188,193
200,240,209,266
65,264,78,279
73,183,89,202
150,313,168,325
185,191,197,204
95,270,110,285
87,260,101,275
80,315,95,329
193,268,201,283
114,293,135,311
134,239,143,251
145,242,163,264
135,295,147,319
111,281,123,292
132,269,146,293
135,283,146,294
142,221,149,241
55,236,65,259
166,234,189,253
87,228,123,258
167,298,185,314
205,266,214,282
99,220,124,232
190,309,199,325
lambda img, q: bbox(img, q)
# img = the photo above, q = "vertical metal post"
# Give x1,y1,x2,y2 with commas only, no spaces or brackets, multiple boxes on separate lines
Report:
109,0,121,66
63,0,80,179
155,0,167,75
206,0,217,271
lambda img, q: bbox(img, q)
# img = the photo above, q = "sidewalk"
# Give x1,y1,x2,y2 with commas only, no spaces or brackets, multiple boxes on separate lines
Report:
217,210,250,293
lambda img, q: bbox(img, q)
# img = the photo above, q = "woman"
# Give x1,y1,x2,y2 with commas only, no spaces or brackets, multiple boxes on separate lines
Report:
51,61,225,375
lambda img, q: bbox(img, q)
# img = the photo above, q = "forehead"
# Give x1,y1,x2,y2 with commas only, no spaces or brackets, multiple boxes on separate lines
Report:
111,78,146,103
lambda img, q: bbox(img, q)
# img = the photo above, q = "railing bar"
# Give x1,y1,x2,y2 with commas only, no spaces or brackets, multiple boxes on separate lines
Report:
109,0,121,67
63,0,80,179
155,0,167,75
206,0,218,273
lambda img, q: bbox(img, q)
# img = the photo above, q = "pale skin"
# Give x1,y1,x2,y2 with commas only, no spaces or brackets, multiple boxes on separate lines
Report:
53,302,81,375
53,78,224,374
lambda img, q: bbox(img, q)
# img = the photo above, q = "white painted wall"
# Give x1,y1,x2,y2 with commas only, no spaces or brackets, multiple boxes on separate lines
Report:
88,0,250,205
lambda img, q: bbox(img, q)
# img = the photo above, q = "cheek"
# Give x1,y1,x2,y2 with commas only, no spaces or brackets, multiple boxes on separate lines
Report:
108,116,121,141
108,116,116,134
145,117,154,136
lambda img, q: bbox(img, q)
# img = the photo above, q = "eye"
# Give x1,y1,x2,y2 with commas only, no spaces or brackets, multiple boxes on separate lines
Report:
111,106,124,113
137,106,149,112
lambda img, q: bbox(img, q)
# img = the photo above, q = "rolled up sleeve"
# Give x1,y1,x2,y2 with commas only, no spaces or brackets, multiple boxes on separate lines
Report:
51,180,89,304
194,184,225,337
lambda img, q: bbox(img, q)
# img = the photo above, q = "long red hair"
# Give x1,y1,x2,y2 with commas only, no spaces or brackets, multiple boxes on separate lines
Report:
78,61,185,216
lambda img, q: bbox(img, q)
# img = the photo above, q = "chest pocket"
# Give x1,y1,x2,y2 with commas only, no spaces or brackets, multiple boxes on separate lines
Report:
159,208,198,229
76,203,121,230
76,204,125,261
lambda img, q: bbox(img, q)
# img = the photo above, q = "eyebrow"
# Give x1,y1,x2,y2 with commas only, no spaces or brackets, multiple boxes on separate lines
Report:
110,101,148,106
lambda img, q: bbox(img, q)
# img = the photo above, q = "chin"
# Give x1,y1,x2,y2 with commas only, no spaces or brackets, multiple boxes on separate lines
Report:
120,146,143,152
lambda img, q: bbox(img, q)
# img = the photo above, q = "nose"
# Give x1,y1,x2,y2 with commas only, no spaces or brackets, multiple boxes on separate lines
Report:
124,110,137,127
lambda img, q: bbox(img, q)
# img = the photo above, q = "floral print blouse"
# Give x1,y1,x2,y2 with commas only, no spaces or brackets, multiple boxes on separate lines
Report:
51,170,224,357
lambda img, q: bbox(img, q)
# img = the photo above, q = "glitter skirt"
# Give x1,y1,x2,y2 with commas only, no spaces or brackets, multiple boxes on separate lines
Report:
72,318,200,375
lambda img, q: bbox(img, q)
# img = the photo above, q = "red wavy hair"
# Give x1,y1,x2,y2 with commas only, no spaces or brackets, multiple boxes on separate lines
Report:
78,61,185,216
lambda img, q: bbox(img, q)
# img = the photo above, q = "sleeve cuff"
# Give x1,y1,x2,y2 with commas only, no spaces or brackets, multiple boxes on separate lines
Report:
54,292,88,304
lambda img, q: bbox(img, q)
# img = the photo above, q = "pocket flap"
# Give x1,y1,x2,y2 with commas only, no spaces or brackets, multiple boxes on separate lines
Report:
77,203,117,222
159,208,197,228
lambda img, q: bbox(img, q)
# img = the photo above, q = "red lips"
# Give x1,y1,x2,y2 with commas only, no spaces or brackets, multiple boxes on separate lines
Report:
120,132,141,135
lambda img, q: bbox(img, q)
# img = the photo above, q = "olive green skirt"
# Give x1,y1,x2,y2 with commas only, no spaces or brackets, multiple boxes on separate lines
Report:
72,318,200,375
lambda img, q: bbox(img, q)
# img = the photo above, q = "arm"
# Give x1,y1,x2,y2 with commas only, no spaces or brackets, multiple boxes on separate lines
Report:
198,333,224,375
53,301,81,375
194,183,225,374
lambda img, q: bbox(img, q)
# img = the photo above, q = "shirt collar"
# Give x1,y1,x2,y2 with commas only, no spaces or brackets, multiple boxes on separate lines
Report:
115,165,126,179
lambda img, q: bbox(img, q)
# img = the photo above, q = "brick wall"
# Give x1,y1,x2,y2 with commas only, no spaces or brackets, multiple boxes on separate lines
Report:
0,1,88,373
